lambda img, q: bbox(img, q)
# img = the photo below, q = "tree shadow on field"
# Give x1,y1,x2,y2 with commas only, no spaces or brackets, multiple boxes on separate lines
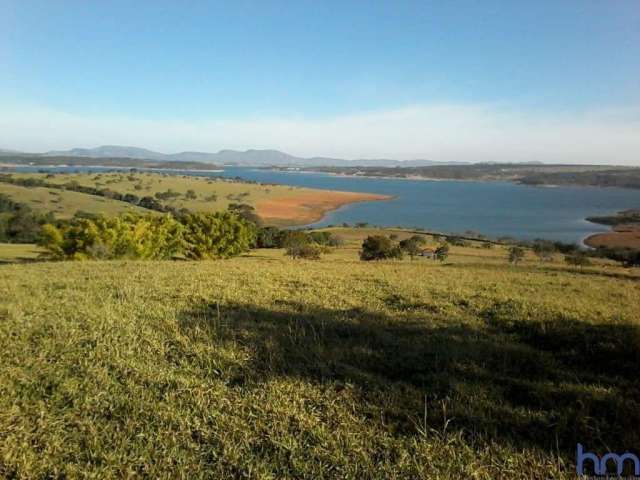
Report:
178,298,640,458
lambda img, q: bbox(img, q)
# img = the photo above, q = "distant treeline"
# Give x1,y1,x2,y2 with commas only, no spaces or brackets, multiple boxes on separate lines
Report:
586,209,640,226
519,170,640,190
0,154,221,171
300,164,640,189
0,174,187,215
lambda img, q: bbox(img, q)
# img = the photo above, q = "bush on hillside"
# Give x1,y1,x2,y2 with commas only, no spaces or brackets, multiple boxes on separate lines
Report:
435,243,450,261
286,243,322,260
399,237,422,259
360,235,403,261
564,252,592,268
508,246,525,265
40,214,185,260
181,211,256,260
0,194,54,243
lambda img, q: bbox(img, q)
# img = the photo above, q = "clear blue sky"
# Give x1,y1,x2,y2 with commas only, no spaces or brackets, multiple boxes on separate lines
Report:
1,1,639,163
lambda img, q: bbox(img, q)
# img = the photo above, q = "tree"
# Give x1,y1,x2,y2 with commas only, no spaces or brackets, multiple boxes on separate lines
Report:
508,246,525,265
39,214,185,260
227,203,262,226
181,211,256,260
435,243,449,261
564,252,592,268
286,243,321,260
532,240,555,262
399,237,422,259
360,235,403,261
256,226,282,248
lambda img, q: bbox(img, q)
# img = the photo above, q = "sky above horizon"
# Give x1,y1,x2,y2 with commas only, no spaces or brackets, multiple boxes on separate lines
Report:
1,0,639,164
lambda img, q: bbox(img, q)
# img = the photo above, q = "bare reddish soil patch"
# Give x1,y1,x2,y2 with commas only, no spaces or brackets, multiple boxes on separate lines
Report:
584,225,640,249
255,190,392,226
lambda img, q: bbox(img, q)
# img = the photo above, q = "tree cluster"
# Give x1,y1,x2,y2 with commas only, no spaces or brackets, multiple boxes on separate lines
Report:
39,211,256,261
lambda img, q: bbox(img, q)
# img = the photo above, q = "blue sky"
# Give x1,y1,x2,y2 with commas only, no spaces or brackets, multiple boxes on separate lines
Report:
1,0,639,163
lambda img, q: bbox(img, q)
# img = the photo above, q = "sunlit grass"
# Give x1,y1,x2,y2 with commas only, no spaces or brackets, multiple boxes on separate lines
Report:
1,240,638,478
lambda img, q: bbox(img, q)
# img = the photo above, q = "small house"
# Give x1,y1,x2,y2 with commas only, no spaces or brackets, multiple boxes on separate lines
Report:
420,248,437,259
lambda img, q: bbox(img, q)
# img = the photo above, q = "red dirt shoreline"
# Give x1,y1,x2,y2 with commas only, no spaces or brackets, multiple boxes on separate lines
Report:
255,190,393,226
584,225,640,249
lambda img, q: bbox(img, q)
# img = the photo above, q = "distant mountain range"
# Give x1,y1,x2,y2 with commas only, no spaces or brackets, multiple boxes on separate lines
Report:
29,145,468,167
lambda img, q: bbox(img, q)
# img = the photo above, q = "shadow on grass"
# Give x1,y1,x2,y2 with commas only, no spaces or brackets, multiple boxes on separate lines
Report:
178,298,640,458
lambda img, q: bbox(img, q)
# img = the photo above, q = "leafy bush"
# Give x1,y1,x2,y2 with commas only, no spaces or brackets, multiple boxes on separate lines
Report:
40,214,185,260
181,211,256,260
399,237,422,258
39,211,255,261
286,243,321,260
360,235,403,261
447,236,471,247
435,243,450,261
532,240,555,261
508,246,525,265
564,252,592,268
0,194,53,243
227,203,262,225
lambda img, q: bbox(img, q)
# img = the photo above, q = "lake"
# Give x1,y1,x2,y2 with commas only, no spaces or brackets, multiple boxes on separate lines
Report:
7,165,640,244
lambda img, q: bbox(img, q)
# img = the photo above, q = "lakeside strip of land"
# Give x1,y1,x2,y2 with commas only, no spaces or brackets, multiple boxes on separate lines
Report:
584,209,640,249
255,190,393,226
275,164,640,190
0,171,393,228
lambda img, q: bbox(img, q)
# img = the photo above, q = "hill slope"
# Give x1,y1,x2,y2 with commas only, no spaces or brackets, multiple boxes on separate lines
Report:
1,244,638,478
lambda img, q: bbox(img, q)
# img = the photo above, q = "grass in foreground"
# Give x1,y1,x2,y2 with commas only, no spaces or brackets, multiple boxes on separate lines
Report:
1,245,639,478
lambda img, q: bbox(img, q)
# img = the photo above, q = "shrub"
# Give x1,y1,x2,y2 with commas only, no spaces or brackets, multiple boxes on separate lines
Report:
532,240,555,261
508,246,525,265
399,237,422,259
286,243,321,260
447,236,471,247
308,231,342,247
435,243,450,261
360,235,403,261
40,214,185,260
227,203,262,225
564,252,592,268
181,211,256,260
256,226,283,248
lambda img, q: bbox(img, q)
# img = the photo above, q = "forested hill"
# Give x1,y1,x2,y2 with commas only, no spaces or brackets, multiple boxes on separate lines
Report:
294,164,640,189
518,169,640,189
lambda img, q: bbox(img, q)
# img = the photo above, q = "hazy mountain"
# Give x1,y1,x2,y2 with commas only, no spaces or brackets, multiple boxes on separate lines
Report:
38,145,466,167
44,145,168,161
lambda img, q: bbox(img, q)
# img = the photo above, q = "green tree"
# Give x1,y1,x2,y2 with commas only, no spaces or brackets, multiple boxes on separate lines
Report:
564,252,592,268
182,211,256,260
508,246,526,265
532,240,555,262
399,237,422,260
360,235,403,261
435,243,450,261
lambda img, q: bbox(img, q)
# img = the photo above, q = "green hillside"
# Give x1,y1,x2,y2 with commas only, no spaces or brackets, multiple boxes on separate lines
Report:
8,171,309,214
1,238,638,478
0,182,153,218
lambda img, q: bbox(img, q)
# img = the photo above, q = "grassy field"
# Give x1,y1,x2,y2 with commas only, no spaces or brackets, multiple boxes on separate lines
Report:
0,242,45,263
0,182,152,218
1,233,639,478
5,172,389,225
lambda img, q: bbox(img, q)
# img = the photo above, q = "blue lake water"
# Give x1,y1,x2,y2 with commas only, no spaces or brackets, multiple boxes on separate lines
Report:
7,165,640,244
